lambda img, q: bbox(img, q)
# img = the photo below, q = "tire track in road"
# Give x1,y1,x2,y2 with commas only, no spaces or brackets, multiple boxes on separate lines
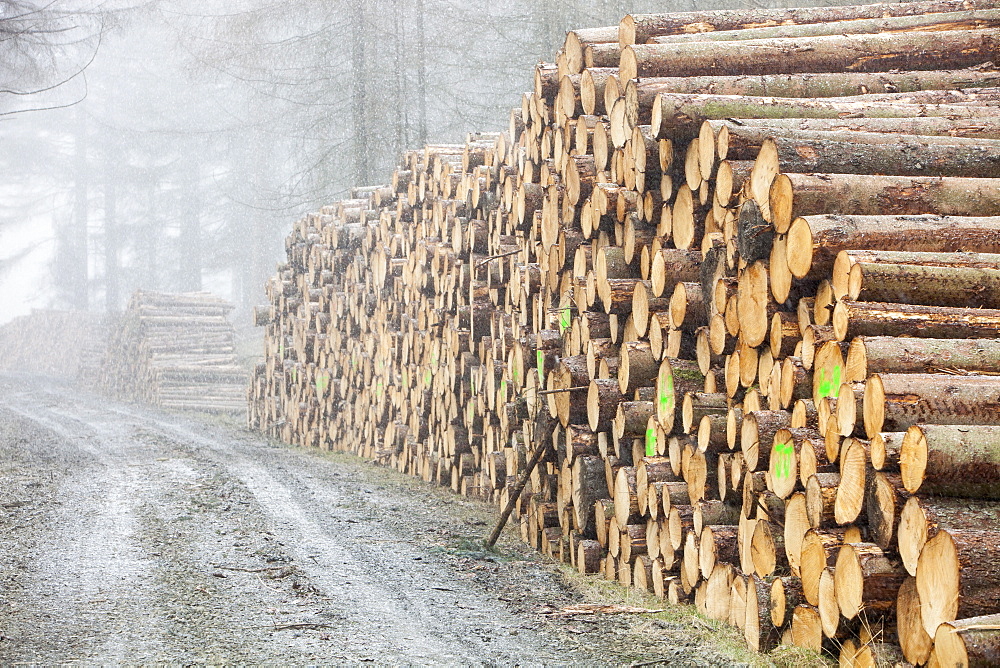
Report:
0,383,577,665
2,398,173,663
111,401,572,665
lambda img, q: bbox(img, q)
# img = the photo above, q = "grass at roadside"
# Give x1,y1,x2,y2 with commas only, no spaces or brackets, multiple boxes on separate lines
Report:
559,567,829,667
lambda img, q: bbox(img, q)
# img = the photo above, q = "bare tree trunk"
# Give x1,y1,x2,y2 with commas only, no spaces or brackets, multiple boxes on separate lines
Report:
139,180,159,290
179,160,202,292
393,0,405,158
351,0,370,185
415,0,427,146
67,105,89,310
247,134,271,312
102,136,120,312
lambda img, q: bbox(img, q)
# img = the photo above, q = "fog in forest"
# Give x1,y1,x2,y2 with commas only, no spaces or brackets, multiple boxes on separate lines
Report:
0,0,839,324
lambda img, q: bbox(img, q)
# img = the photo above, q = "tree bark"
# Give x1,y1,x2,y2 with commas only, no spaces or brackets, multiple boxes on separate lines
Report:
725,114,1000,140
648,9,1000,44
553,355,591,427
866,471,909,553
588,378,623,432
917,528,1000,636
630,71,1000,126
796,210,1000,286
898,495,1000,577
837,300,1000,343
619,522,648,563
584,42,620,69
745,573,783,652
682,391,727,434
613,400,656,441
650,92,998,140
931,613,1000,668
838,251,1000,307
622,29,1000,81
699,524,739,580
899,423,1000,497
734,127,1000,181
650,249,702,298
619,0,1000,45
834,542,905,621
572,454,608,538
577,538,604,574
865,372,1000,438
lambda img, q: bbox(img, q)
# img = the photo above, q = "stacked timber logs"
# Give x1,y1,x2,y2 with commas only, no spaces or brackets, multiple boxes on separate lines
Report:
0,310,105,380
248,1,1000,663
101,291,245,412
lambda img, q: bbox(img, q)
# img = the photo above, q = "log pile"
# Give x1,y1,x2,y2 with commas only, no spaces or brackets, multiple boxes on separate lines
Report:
101,291,245,413
0,310,105,381
248,1,1000,663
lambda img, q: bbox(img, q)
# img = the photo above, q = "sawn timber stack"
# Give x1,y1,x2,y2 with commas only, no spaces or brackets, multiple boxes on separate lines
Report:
101,290,245,413
248,2,1000,664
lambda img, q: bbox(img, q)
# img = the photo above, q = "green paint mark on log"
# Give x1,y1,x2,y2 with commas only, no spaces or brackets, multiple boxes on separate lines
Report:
774,439,794,480
818,365,843,399
659,371,675,415
559,307,571,334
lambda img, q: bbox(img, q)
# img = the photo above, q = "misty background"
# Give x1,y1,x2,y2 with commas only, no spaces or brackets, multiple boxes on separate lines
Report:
0,0,844,324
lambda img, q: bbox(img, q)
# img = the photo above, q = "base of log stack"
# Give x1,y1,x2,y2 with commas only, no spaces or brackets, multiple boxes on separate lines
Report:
930,613,1000,668
917,529,1000,637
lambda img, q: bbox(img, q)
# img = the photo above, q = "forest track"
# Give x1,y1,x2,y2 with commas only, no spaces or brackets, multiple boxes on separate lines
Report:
0,376,758,666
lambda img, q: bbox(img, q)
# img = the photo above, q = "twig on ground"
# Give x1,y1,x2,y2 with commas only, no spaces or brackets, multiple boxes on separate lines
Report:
272,622,335,631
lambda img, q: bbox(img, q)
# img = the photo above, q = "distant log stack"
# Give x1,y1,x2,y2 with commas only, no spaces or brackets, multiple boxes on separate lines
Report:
248,1,1000,663
0,310,106,382
101,291,245,413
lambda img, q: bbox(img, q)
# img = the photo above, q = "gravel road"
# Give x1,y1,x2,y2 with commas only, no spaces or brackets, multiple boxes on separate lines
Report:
0,377,758,666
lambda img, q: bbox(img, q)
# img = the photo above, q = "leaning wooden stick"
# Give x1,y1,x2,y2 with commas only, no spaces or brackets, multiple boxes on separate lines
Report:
536,385,589,395
485,438,553,548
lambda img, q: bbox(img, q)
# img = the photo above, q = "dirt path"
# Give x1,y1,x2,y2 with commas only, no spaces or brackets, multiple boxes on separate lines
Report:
0,377,759,666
